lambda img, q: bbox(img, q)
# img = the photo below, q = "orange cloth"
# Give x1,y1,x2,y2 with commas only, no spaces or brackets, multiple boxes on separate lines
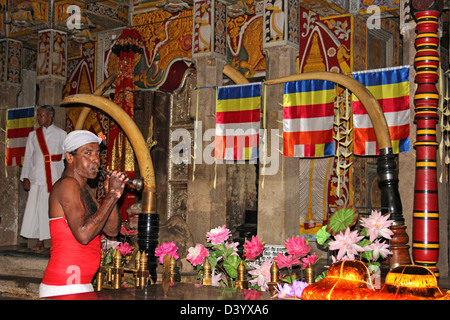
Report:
42,217,101,286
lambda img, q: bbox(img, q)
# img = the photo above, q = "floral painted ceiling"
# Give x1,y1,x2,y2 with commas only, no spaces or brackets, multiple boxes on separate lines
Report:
0,0,405,58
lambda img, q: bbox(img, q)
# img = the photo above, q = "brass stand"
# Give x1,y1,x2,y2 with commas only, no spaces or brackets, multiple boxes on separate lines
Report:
202,258,212,286
305,263,315,284
268,262,280,295
235,261,248,290
95,250,150,291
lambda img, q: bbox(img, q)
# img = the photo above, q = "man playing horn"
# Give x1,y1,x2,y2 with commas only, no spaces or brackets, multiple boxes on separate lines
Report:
39,130,127,298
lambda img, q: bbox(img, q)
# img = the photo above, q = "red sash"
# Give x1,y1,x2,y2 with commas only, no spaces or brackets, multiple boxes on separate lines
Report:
36,127,62,193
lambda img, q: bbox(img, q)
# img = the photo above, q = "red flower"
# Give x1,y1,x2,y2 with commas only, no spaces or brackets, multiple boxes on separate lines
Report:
243,235,265,260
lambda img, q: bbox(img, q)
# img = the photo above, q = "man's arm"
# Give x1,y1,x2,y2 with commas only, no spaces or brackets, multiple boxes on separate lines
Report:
57,174,126,245
102,204,121,237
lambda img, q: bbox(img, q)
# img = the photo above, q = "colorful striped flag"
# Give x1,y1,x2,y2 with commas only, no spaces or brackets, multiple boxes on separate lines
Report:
215,83,261,160
352,66,411,155
6,106,35,166
283,80,335,157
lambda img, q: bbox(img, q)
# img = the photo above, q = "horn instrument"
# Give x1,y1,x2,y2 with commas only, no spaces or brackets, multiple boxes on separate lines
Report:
98,169,143,192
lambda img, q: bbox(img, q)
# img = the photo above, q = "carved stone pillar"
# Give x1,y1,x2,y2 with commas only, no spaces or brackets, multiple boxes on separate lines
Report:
187,0,228,243
36,29,67,127
258,0,300,243
0,38,22,245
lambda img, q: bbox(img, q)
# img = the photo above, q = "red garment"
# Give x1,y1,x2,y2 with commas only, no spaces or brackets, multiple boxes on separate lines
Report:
42,217,101,286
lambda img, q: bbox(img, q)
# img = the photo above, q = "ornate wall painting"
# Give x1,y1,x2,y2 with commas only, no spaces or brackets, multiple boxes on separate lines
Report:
358,0,400,15
132,9,192,90
227,13,266,79
299,8,352,74
6,0,49,37
298,8,354,236
53,0,84,29
298,157,334,238
64,41,110,201
192,0,227,58
36,29,67,80
37,30,51,77
132,0,164,12
64,41,100,134
0,39,21,85
193,0,211,54
299,0,346,18
51,30,67,79
263,0,299,48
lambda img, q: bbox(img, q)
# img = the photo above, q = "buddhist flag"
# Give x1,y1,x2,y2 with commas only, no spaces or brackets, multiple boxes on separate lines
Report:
6,106,35,166
215,83,261,160
283,80,335,157
352,66,411,155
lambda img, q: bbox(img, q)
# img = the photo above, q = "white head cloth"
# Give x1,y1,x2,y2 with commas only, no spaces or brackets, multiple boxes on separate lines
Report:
64,130,102,153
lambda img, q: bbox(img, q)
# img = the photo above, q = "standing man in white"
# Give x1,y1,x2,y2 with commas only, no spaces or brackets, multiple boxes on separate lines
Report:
20,105,67,251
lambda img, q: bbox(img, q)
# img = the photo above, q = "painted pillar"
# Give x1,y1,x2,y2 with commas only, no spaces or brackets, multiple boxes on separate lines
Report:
411,0,443,277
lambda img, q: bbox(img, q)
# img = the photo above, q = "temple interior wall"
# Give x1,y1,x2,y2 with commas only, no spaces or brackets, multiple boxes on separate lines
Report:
0,1,448,279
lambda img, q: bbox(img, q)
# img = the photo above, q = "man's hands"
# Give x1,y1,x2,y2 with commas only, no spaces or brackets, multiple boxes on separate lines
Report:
104,170,127,199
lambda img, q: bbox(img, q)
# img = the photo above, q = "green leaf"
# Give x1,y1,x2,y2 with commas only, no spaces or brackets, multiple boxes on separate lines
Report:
316,226,331,245
361,250,373,262
208,255,218,270
315,270,327,282
357,238,371,248
326,205,358,235
225,247,235,258
281,274,297,284
223,255,241,279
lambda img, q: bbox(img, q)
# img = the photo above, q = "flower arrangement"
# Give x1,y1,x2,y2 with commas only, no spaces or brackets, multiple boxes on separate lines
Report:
101,226,138,265
273,235,318,284
316,208,394,280
100,224,138,287
155,241,180,264
183,225,318,294
185,225,263,288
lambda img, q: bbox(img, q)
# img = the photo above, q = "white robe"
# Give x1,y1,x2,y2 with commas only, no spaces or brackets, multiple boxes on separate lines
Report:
20,124,67,240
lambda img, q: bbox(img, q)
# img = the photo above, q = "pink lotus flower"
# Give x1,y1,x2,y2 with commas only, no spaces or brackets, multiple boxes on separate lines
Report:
248,260,272,291
363,239,392,261
273,253,301,269
155,241,180,264
284,235,311,258
243,235,265,260
120,226,137,236
328,227,365,261
275,282,308,299
103,239,121,251
275,283,294,299
301,252,318,269
225,241,240,256
117,242,133,256
291,280,309,298
206,225,231,245
211,270,225,287
186,244,209,266
360,210,394,242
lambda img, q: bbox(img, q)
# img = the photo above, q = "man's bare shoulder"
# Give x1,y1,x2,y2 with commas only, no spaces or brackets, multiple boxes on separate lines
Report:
49,176,82,218
52,176,81,195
